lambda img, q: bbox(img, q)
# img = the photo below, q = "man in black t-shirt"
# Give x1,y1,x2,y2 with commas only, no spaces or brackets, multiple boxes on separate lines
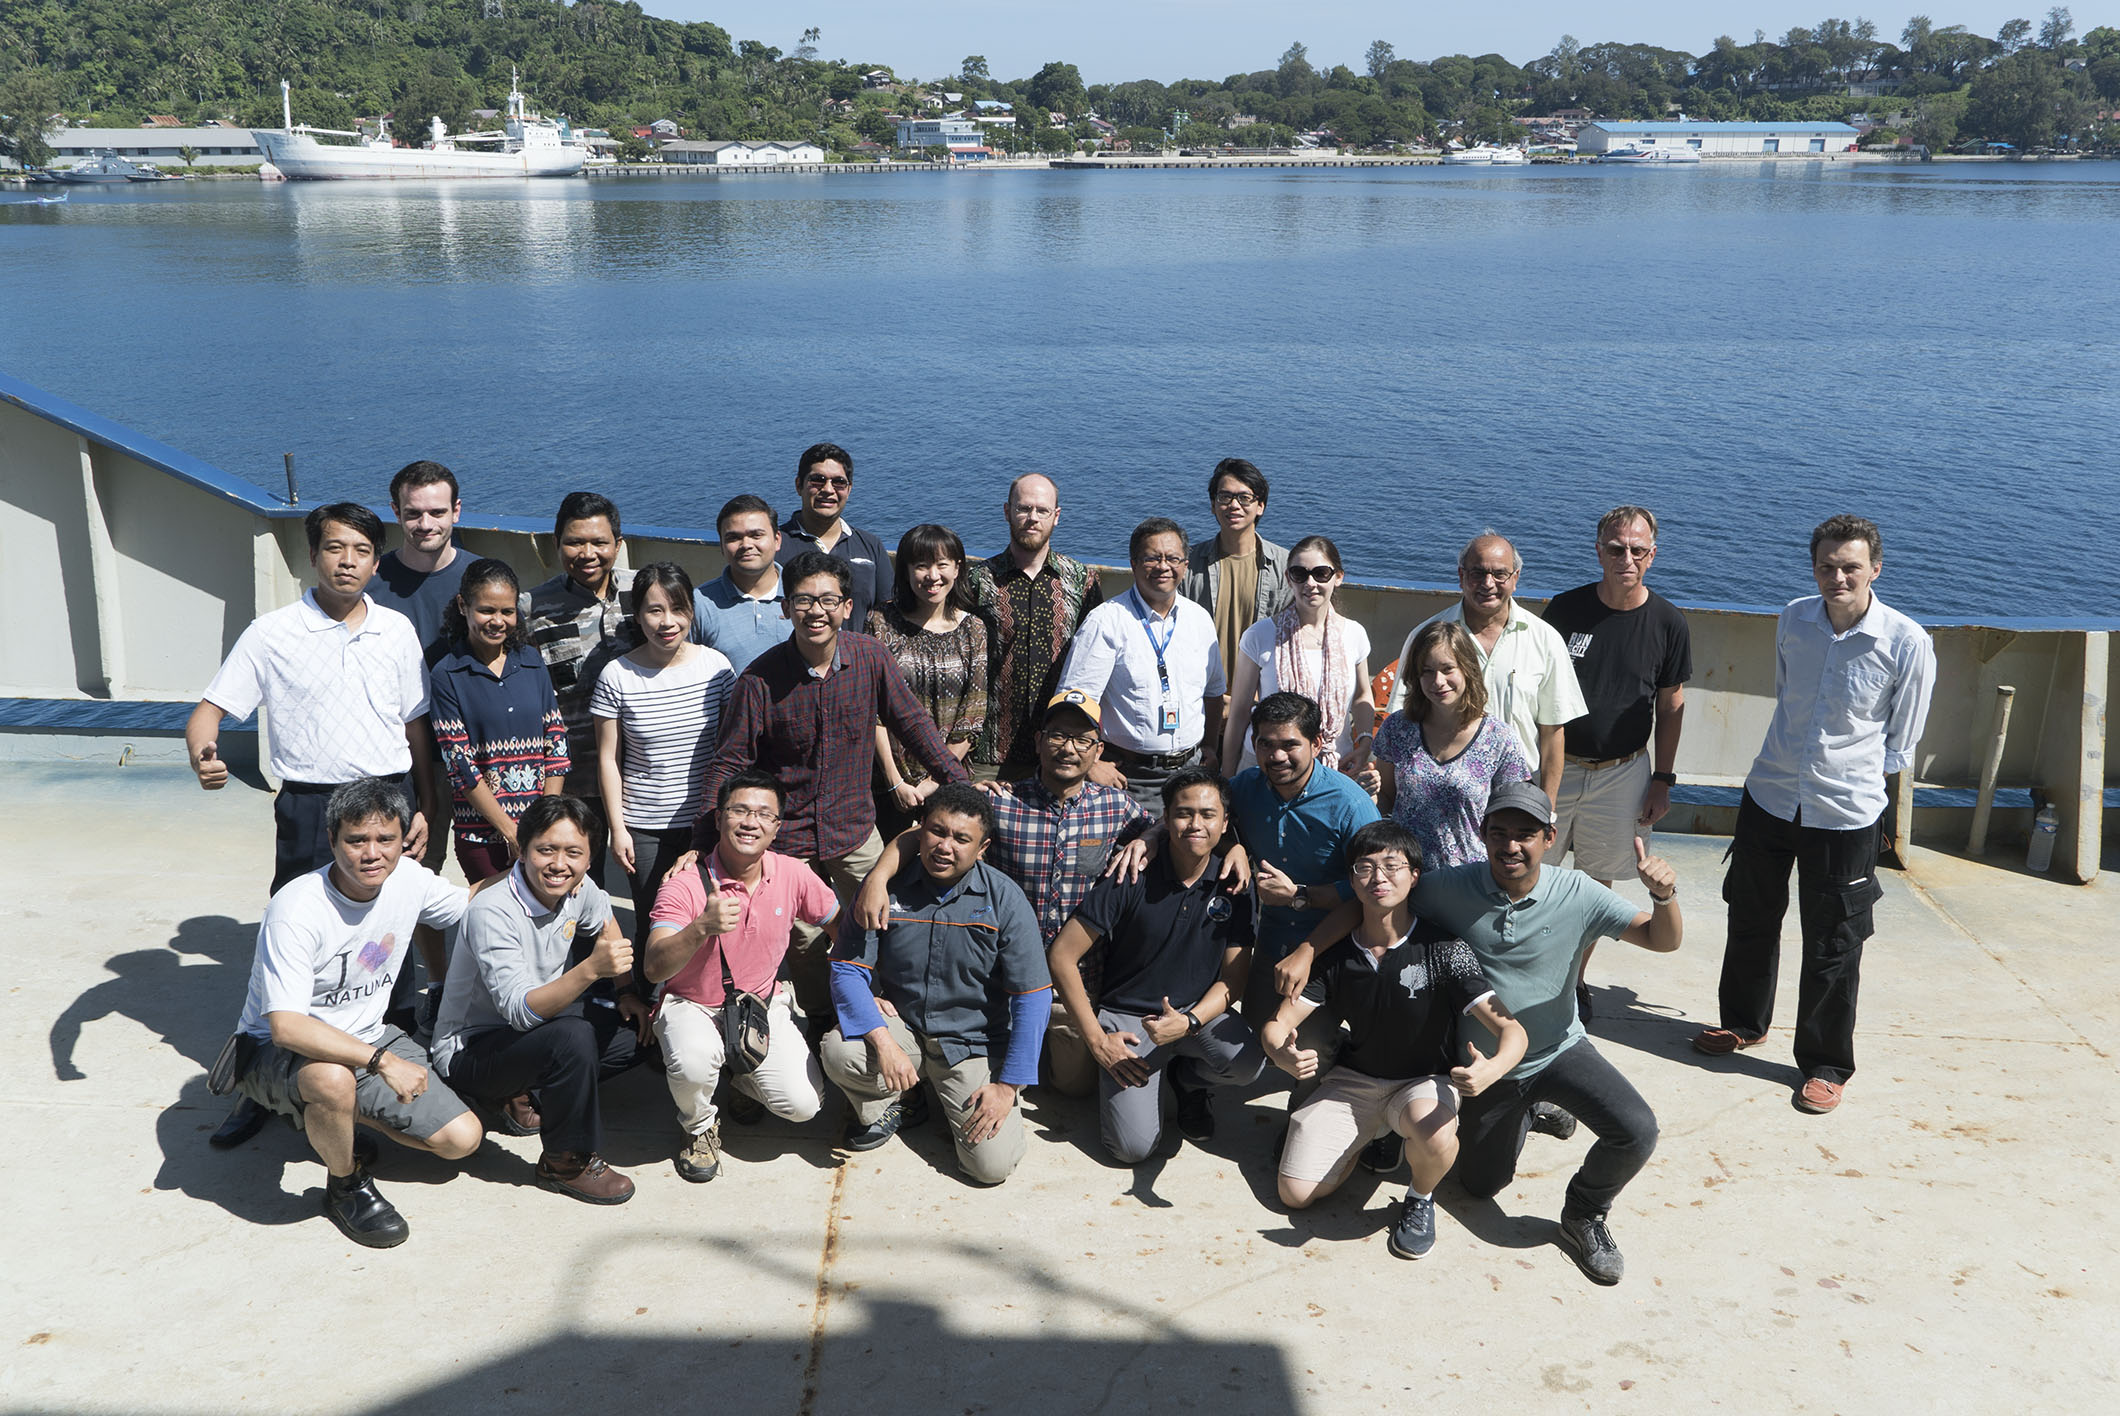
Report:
1262,820,1527,1260
1540,505,1691,1018
1049,768,1263,1164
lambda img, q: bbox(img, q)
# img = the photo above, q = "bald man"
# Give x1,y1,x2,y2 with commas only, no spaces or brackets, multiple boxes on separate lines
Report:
1384,532,1585,802
968,474,1107,781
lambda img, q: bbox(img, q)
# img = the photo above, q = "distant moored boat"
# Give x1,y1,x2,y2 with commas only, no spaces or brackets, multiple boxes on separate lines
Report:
250,71,583,180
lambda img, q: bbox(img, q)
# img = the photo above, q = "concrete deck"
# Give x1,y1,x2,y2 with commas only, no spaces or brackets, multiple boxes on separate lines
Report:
5,762,2114,1414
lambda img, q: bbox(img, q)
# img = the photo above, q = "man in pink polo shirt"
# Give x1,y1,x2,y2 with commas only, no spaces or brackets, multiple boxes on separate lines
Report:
646,769,840,1183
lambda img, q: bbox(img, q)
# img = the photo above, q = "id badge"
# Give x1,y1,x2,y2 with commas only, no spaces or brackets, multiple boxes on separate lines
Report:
1159,703,1180,735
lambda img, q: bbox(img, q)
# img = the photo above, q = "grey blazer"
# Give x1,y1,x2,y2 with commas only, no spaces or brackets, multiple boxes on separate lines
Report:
1181,532,1293,623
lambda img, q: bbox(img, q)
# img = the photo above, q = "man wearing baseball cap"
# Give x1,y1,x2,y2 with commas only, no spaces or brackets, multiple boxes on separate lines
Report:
1409,780,1682,1285
854,690,1151,1095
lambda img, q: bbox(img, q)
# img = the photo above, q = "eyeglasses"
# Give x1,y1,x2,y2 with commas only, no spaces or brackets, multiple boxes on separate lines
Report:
1136,554,1186,569
1601,543,1655,560
1464,567,1517,583
788,594,847,613
1211,491,1259,508
1351,859,1414,881
722,805,782,824
1041,727,1100,750
1287,565,1338,584
804,475,850,491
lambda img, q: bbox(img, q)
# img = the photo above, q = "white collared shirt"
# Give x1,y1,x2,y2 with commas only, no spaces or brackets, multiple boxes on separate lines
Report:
1058,588,1227,753
1745,593,1936,830
1385,600,1586,760
203,591,429,782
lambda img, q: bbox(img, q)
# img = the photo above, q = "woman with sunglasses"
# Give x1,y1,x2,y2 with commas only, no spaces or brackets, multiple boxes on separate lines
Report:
1372,620,1534,869
864,523,989,839
1220,535,1375,778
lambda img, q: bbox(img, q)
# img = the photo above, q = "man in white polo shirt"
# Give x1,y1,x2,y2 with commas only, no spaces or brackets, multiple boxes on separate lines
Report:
227,778,483,1248
1385,530,1586,804
1060,517,1226,817
187,501,442,1149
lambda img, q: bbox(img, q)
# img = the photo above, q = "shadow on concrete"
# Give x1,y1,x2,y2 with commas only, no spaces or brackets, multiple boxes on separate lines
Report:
1586,983,1803,1088
49,914,255,1081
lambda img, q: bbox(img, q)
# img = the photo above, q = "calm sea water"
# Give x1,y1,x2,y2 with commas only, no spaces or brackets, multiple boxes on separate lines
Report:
4,162,2117,621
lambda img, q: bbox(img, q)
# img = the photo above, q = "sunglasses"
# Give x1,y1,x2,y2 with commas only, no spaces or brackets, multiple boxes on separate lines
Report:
1286,565,1338,584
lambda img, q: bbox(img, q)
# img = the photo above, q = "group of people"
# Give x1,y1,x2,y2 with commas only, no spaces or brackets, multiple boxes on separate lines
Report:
186,448,1936,1284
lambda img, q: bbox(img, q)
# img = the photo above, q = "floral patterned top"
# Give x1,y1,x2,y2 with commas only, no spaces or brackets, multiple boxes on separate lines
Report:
863,607,990,785
1372,711,1533,869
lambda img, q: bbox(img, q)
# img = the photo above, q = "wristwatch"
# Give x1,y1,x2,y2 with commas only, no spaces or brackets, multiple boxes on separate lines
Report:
1182,1008,1204,1035
1650,771,1678,786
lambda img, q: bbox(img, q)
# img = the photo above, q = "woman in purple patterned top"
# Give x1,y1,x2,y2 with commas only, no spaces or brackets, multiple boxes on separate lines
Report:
1371,620,1533,869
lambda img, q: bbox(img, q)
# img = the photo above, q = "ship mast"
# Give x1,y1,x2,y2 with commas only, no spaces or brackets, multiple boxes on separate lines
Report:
281,79,292,132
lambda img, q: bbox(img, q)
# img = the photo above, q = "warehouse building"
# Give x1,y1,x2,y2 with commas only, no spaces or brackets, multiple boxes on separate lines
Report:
1577,121,1860,156
41,126,263,167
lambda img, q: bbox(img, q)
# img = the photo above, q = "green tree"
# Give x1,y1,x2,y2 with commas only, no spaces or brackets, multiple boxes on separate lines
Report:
962,55,990,82
393,71,474,144
1026,61,1086,116
2039,6,2075,50
1965,47,2070,145
1276,41,1315,97
854,108,894,143
0,70,62,169
1365,40,1395,78
1998,18,2034,53
178,144,198,170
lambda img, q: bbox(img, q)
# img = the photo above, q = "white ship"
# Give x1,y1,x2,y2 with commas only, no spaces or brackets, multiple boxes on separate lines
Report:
251,73,583,180
1599,144,1703,164
1441,144,1530,166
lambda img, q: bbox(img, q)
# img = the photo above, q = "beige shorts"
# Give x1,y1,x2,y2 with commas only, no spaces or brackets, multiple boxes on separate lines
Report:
1279,1069,1457,1185
1553,751,1651,882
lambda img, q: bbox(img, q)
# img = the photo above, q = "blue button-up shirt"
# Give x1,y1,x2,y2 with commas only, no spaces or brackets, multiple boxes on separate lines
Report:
1745,593,1936,831
689,569,791,674
1230,761,1380,958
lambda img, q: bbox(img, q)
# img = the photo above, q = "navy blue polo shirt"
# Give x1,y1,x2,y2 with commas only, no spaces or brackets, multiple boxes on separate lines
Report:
1070,852,1253,1016
775,516,894,632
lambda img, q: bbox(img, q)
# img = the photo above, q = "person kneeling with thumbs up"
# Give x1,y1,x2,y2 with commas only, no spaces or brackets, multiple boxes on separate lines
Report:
430,794,652,1204
1260,819,1527,1262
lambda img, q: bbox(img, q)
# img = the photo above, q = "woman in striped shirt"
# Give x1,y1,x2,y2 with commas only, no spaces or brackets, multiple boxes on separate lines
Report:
430,558,570,883
592,561,735,919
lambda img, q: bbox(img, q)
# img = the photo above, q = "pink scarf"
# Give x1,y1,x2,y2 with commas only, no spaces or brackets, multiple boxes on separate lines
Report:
1271,603,1352,768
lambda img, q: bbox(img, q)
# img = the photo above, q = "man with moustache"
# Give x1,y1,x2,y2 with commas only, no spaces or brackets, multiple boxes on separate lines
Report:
968,473,1107,782
774,442,893,631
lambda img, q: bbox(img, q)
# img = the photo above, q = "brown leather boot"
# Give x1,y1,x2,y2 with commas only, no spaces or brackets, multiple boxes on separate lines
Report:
536,1150,635,1205
498,1093,542,1136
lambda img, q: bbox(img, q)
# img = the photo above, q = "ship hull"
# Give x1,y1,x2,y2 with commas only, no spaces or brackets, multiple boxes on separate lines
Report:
251,130,582,180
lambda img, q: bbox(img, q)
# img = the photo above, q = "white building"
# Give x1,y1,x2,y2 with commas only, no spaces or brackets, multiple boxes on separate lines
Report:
1577,121,1860,156
43,126,263,167
659,139,826,166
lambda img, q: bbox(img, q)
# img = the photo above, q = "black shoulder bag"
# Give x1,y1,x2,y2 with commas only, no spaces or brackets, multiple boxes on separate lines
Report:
698,860,772,1077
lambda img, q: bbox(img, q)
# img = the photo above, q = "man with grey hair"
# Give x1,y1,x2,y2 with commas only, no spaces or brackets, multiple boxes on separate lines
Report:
225,777,484,1247
1539,506,1692,1021
1384,531,1586,803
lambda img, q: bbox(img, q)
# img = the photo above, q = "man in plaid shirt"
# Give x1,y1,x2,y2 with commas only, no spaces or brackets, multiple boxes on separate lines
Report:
858,690,1146,1096
700,551,967,1023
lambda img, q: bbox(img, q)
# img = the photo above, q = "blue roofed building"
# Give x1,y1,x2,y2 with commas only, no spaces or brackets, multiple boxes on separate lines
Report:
1578,121,1861,157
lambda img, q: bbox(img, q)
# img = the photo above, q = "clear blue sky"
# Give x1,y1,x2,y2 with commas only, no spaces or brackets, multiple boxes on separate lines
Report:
653,3,2092,83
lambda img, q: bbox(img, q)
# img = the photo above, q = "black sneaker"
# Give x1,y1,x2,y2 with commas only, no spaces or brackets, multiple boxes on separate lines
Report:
1387,1194,1437,1259
1557,1211,1625,1285
323,1168,409,1249
843,1098,909,1152
1529,1100,1578,1141
1358,1133,1403,1174
722,1086,766,1127
1173,1083,1215,1142
900,1084,930,1129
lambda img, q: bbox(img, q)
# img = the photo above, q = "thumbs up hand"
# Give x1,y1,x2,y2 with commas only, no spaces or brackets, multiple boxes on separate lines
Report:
192,741,228,791
1635,836,1677,901
1450,1041,1499,1097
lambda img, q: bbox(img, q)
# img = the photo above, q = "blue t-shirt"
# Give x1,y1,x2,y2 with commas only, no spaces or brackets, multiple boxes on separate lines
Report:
367,548,466,665
1411,862,1640,1078
1230,762,1380,958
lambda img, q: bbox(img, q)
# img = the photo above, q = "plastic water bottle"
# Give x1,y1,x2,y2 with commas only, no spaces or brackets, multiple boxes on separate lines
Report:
2026,804,2059,874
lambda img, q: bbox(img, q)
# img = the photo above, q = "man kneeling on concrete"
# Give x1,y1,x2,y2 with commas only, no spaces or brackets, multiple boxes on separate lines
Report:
646,770,837,1184
821,784,1050,1184
228,777,484,1248
1262,820,1526,1261
429,796,647,1204
1049,767,1263,1163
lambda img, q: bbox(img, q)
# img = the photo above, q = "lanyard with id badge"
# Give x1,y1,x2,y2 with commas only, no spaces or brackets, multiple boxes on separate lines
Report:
1130,590,1180,737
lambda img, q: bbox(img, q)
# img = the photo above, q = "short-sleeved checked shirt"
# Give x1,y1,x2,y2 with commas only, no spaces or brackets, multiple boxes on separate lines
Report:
968,549,1105,772
986,776,1148,997
700,632,968,861
202,592,428,783
521,570,636,796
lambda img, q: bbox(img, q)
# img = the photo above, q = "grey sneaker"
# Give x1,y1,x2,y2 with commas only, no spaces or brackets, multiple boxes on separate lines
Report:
1387,1194,1437,1259
675,1125,722,1183
1529,1100,1578,1141
1557,1211,1625,1285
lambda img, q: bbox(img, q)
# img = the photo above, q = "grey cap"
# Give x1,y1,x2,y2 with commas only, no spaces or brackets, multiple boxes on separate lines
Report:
1484,780,1557,828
